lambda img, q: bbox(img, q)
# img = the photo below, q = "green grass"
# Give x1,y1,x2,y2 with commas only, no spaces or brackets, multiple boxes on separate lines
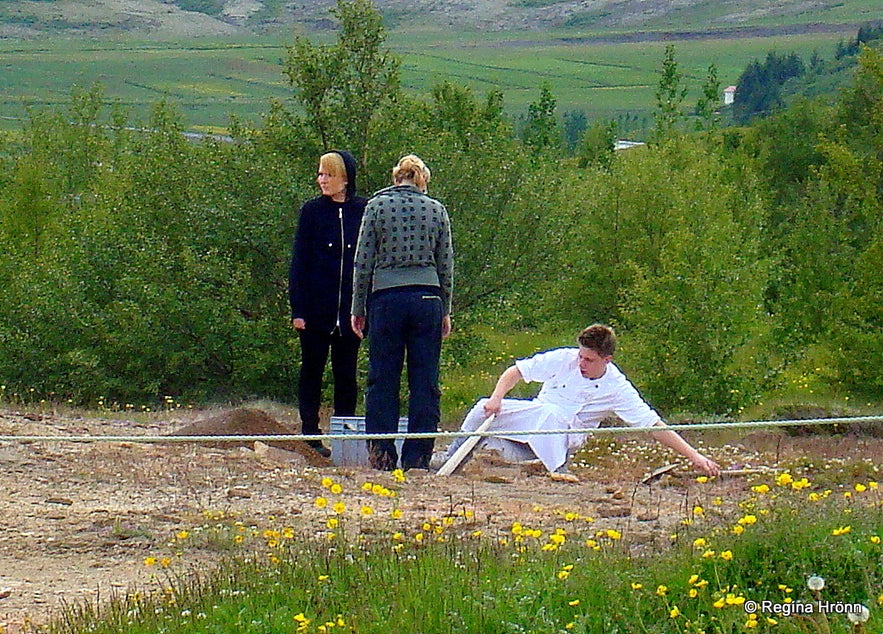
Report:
0,28,852,133
40,467,883,633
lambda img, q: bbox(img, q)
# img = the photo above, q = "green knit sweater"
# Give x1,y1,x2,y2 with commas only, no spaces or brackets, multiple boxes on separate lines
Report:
351,185,453,317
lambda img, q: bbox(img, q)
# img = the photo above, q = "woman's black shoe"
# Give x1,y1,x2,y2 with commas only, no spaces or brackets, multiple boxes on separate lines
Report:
306,439,331,458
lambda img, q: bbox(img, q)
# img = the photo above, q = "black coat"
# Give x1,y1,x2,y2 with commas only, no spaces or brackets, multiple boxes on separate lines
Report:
289,194,367,333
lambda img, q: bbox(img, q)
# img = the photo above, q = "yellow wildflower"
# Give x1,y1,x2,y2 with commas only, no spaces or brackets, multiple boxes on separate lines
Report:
176,530,190,540
631,582,643,590
689,588,699,598
144,557,157,566
737,514,757,525
321,477,333,488
656,585,668,597
751,484,770,494
330,483,343,495
568,599,580,606
391,508,403,520
855,483,867,492
732,525,745,536
315,497,328,509
701,549,716,558
326,518,339,529
557,570,570,580
713,597,726,609
720,550,733,561
870,535,881,545
775,472,793,487
332,502,346,514
831,526,851,536
692,537,707,548
605,529,622,540
792,477,811,490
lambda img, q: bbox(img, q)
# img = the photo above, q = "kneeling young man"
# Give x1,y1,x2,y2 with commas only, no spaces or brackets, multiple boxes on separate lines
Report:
445,324,720,477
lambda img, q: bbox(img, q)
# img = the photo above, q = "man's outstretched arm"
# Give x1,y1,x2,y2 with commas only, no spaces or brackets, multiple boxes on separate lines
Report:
649,421,721,477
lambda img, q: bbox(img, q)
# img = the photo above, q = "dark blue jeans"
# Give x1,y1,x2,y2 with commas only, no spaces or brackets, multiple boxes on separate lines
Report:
365,286,442,470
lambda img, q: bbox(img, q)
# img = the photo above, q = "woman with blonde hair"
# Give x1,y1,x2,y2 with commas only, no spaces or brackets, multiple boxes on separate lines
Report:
351,154,454,470
289,150,367,457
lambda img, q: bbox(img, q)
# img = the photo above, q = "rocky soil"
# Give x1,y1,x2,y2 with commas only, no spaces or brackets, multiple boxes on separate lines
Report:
1,405,880,632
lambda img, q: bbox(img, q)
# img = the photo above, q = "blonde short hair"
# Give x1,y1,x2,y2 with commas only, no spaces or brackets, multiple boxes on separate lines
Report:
392,154,431,191
319,152,347,178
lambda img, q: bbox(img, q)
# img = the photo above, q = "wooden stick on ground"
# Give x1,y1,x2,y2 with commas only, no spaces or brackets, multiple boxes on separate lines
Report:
436,414,495,476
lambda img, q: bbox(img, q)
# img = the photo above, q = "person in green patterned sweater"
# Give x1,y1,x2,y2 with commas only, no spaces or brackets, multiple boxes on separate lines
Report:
351,154,454,471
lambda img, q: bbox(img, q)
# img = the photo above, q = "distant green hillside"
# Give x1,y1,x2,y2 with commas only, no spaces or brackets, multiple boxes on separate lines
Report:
0,1,874,134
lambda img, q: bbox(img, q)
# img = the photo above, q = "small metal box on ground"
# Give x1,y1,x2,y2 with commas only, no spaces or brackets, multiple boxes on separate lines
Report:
329,416,408,466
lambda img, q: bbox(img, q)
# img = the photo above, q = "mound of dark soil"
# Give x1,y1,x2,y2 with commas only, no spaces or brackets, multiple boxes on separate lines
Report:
170,408,331,466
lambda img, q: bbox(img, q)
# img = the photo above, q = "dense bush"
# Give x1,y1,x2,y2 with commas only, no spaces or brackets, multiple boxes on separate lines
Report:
1,7,883,412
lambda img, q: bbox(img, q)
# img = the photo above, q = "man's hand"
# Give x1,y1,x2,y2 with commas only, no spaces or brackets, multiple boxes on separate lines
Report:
442,315,452,339
691,454,721,477
292,318,306,331
483,395,503,417
351,315,366,340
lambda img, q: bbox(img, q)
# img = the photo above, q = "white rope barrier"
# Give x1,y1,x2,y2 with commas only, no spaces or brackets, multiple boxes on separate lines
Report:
0,415,880,444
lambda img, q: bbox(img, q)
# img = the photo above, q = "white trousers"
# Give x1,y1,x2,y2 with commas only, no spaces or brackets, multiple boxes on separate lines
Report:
457,398,586,472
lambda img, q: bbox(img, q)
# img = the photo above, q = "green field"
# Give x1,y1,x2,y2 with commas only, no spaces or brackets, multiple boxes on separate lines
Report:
0,27,855,132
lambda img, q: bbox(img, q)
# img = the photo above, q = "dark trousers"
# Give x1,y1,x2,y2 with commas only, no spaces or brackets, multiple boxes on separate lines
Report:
365,286,442,469
298,326,361,435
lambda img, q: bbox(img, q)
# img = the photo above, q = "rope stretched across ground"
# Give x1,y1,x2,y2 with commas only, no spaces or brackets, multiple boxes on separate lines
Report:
1,415,880,443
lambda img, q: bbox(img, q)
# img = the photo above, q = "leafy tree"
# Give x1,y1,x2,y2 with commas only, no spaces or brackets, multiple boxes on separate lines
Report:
412,83,578,315
695,64,721,134
732,52,805,124
521,83,560,152
652,44,688,142
560,138,771,414
577,120,617,169
562,109,587,150
282,0,400,172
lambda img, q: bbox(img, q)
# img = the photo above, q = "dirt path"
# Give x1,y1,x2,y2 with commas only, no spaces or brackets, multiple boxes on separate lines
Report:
1,406,879,632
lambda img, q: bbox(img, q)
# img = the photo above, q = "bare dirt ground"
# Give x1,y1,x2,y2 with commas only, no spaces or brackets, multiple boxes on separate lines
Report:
1,405,880,632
